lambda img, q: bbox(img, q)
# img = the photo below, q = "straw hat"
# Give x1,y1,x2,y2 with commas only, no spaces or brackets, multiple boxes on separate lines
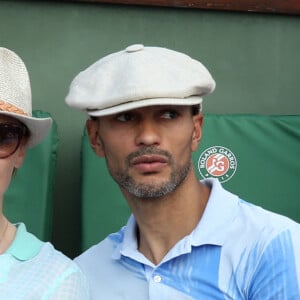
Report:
66,44,215,117
0,47,52,147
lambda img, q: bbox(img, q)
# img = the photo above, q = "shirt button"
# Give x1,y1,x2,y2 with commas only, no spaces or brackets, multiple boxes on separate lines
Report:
153,275,162,283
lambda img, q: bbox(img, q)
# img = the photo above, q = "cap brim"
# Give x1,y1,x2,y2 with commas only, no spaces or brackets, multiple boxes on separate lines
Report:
0,111,52,148
87,96,203,117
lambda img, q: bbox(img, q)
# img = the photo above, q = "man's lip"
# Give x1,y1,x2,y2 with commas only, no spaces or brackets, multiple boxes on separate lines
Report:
131,155,168,165
131,155,168,173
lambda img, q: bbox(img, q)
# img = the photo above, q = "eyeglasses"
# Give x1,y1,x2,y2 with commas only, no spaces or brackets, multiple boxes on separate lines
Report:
0,123,26,159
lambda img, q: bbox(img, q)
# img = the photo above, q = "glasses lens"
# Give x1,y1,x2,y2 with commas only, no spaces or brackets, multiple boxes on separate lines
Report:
0,124,24,159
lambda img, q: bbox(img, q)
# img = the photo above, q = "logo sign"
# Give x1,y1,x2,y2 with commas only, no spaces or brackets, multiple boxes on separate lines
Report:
197,146,237,183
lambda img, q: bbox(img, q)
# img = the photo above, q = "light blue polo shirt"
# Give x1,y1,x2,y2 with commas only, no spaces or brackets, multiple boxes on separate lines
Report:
0,223,90,299
75,178,300,299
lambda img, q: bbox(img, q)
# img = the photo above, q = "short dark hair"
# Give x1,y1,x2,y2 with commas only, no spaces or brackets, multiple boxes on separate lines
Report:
191,104,201,116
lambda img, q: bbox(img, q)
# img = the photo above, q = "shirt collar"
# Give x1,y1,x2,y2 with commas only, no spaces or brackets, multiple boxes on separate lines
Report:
190,178,239,247
112,216,149,263
113,178,240,261
6,223,43,261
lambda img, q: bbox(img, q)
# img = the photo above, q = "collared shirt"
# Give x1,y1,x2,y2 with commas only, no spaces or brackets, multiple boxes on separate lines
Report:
75,178,300,299
0,223,90,299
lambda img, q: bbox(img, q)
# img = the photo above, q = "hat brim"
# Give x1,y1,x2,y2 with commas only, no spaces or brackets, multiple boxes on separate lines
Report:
87,96,203,117
0,111,52,148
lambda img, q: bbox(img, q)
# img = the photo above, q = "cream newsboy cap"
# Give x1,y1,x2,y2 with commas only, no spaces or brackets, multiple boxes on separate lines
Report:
65,44,216,117
0,47,52,147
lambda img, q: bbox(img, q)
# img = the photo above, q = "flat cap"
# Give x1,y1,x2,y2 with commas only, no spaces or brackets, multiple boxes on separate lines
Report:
65,44,216,116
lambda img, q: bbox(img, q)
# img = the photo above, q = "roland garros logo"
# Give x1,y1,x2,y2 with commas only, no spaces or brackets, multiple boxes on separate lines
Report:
197,146,237,183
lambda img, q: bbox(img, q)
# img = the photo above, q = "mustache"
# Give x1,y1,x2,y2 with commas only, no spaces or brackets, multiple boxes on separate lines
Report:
126,147,172,164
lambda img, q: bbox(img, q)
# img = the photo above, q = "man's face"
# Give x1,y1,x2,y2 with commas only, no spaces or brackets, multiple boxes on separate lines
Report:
87,105,203,199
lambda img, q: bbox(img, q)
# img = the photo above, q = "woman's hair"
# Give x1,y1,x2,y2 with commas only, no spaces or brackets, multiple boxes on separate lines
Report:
21,123,31,144
8,119,31,176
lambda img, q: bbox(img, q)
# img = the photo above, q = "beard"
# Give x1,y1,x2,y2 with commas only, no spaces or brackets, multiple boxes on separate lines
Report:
106,147,192,199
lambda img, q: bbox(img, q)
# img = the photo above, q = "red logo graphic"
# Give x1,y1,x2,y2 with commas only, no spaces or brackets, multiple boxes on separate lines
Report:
206,153,229,176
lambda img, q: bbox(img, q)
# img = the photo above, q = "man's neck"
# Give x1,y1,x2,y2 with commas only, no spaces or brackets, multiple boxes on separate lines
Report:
123,174,211,265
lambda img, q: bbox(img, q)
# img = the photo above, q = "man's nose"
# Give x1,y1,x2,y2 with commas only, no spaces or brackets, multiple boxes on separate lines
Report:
135,119,161,147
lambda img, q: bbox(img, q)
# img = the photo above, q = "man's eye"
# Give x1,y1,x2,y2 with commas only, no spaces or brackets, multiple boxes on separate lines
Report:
161,110,178,119
116,113,134,122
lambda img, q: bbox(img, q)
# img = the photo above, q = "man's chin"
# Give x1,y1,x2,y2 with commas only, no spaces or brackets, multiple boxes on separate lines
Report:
122,181,177,199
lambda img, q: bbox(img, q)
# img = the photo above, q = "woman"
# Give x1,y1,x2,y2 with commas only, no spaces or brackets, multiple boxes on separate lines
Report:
0,47,89,299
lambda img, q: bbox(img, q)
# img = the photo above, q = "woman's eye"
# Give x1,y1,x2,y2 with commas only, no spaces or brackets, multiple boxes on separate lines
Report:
161,110,178,119
116,113,134,122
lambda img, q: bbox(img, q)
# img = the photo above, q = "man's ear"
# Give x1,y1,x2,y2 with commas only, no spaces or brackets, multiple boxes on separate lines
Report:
86,119,105,157
191,113,203,152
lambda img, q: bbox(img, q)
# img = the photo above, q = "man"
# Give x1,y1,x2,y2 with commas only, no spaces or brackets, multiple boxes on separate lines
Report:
66,44,300,299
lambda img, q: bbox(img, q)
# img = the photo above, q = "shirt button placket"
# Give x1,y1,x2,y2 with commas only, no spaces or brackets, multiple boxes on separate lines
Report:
149,273,163,300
